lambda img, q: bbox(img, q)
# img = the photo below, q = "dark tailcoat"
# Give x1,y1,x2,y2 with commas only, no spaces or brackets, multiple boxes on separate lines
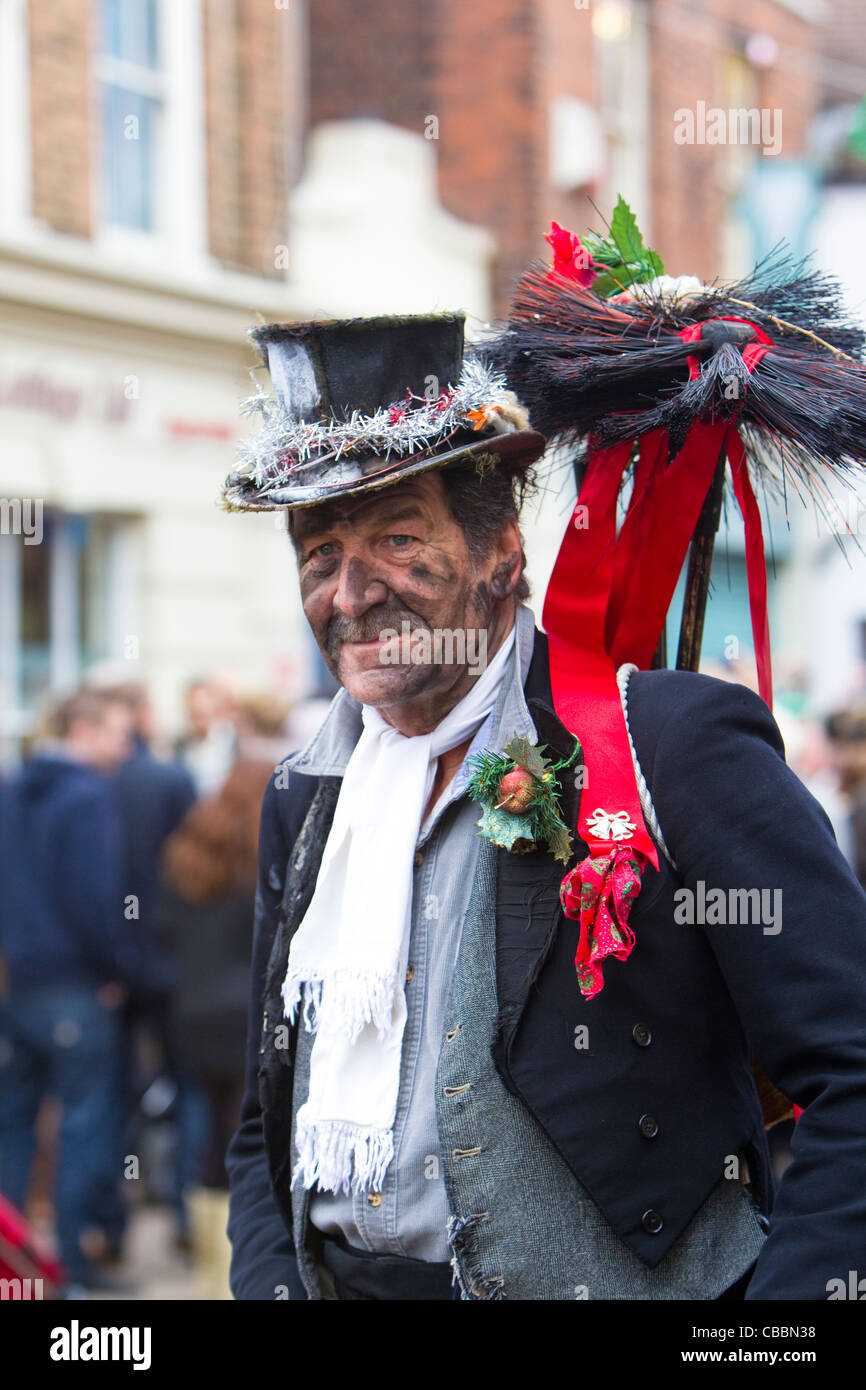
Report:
226,627,866,1300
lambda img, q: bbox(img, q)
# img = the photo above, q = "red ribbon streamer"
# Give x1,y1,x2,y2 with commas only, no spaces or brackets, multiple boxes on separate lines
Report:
727,428,773,707
606,419,729,672
544,312,777,998
543,440,660,875
605,319,774,698
603,427,667,657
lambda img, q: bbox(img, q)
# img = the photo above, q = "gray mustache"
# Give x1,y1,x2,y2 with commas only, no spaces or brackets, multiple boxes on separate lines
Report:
326,608,429,654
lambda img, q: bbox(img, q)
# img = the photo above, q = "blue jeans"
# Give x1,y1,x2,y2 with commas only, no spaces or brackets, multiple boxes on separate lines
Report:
0,983,122,1282
172,1077,211,1228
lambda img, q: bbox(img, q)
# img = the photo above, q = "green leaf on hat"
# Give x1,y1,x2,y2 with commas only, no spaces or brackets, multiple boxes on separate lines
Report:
610,195,648,264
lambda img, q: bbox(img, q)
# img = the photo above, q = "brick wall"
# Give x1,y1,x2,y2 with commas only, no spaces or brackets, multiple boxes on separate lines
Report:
307,0,594,313
309,0,436,128
818,0,866,180
204,0,290,276
23,0,831,291
235,0,290,276
432,0,545,311
203,0,241,266
306,0,822,299
308,0,536,310
28,0,93,238
821,0,866,104
26,0,291,275
649,0,819,280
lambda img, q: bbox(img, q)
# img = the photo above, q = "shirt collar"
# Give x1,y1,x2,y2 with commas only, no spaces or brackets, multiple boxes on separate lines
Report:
283,602,539,779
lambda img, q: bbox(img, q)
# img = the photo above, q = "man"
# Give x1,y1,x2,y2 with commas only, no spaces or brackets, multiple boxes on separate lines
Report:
101,680,198,953
0,688,140,1291
225,313,866,1300
83,676,197,1257
176,677,239,797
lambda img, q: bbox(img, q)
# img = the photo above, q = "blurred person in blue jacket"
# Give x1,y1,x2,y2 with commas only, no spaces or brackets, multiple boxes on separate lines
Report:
0,687,139,1291
93,679,197,1256
102,679,197,974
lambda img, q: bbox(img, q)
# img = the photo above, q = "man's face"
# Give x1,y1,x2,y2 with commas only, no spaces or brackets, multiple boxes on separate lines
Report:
72,703,134,772
186,684,217,738
290,472,521,715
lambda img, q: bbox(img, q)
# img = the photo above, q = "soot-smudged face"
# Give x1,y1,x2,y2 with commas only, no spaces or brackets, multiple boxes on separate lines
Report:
289,472,522,729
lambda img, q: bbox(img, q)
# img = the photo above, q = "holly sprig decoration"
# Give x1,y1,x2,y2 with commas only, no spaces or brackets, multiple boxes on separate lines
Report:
465,734,581,863
549,195,665,300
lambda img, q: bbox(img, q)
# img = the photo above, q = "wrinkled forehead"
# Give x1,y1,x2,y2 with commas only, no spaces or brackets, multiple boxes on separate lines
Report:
288,475,445,545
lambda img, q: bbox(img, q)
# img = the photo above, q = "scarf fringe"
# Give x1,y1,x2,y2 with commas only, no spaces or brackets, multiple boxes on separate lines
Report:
282,967,400,1041
291,1116,396,1196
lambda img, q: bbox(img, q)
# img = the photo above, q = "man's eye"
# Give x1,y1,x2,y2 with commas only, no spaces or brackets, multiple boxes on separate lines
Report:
307,541,337,560
387,534,415,548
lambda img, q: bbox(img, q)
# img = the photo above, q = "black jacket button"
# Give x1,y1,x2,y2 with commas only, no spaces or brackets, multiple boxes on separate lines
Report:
639,1113,659,1139
632,1023,652,1047
642,1209,664,1234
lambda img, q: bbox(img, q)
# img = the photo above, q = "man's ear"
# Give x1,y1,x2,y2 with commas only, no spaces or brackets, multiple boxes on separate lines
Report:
489,519,524,601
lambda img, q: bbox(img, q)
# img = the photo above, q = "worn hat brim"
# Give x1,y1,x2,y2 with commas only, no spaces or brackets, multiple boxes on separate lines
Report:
220,428,547,512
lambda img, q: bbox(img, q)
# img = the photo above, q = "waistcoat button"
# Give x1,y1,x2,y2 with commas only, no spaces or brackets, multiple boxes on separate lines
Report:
405,965,415,983
414,850,424,867
639,1113,659,1139
367,1192,383,1207
642,1209,663,1234
632,1023,652,1047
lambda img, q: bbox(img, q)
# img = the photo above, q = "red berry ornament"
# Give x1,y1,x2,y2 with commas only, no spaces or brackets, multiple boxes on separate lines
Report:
497,766,536,814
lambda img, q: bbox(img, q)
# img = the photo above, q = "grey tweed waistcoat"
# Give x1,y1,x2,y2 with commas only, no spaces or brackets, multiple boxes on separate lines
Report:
288,831,766,1300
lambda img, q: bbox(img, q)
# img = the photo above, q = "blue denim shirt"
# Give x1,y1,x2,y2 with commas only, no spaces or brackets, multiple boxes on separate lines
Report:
280,603,538,1259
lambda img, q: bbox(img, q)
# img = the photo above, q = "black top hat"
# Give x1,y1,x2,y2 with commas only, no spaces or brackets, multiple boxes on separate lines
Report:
220,312,546,511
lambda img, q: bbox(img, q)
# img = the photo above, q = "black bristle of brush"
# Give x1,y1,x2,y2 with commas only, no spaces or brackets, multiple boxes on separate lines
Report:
485,257,866,487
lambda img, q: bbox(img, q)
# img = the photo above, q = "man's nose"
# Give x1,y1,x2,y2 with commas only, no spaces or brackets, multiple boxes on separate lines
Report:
332,553,390,618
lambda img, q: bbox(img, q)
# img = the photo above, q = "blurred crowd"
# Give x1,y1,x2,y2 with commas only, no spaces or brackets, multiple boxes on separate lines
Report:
0,674,304,1298
823,705,866,886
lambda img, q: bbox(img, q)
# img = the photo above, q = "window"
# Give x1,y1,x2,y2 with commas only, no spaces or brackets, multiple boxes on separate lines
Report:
0,511,137,756
101,0,159,63
94,0,207,262
97,0,164,232
592,0,651,236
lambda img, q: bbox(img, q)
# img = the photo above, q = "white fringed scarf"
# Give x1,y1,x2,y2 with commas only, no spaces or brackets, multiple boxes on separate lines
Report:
284,623,517,1196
